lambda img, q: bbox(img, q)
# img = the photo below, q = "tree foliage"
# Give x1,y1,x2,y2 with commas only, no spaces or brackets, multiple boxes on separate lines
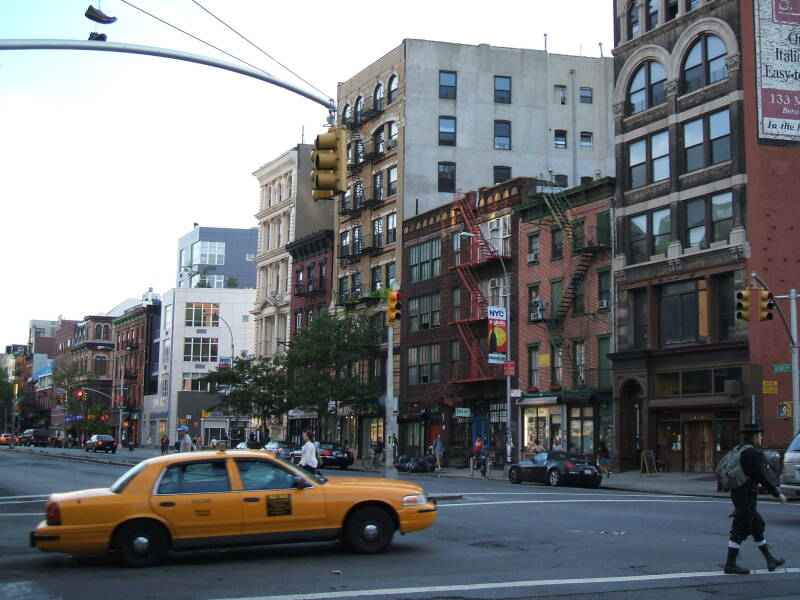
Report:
202,355,291,423
282,311,383,416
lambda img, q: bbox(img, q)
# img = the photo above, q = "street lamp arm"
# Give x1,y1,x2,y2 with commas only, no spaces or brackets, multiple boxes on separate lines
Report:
0,40,335,112
78,386,114,400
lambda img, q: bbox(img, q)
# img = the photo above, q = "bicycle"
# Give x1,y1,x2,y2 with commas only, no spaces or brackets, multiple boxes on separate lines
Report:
361,451,383,471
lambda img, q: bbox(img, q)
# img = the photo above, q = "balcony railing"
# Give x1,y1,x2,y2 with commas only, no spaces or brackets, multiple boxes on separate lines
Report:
359,233,384,255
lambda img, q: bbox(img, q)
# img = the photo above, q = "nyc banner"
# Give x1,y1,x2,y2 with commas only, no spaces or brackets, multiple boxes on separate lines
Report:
487,305,508,364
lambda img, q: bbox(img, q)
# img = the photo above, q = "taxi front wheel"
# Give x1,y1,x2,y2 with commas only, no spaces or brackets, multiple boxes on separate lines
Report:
115,521,168,567
344,507,394,554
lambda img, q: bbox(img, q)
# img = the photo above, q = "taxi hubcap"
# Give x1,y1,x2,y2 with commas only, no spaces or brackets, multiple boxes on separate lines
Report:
363,524,379,540
132,536,150,553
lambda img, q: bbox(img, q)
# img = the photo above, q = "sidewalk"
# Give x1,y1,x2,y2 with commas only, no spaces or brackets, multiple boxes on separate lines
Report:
406,465,739,499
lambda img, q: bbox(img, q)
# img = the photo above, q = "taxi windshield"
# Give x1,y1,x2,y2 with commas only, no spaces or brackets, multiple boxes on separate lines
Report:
110,461,147,493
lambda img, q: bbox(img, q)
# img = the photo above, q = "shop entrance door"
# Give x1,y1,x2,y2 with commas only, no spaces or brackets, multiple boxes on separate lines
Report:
472,418,490,448
683,421,713,472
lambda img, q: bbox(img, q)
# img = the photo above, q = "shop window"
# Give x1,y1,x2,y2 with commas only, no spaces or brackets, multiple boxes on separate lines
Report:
568,406,594,455
656,412,682,452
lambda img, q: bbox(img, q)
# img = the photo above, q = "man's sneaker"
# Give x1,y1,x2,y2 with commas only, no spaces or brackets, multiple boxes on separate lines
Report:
85,5,117,24
88,32,107,41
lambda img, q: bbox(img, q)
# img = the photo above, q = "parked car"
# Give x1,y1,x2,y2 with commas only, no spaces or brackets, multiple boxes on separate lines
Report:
291,441,354,470
84,434,118,453
780,432,800,499
0,433,12,445
264,440,298,459
18,429,51,447
30,449,437,566
508,451,602,487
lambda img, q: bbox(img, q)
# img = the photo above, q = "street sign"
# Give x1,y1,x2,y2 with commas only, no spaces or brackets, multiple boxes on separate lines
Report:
762,380,779,394
503,361,516,376
510,389,522,398
772,364,792,373
778,402,793,418
454,407,472,418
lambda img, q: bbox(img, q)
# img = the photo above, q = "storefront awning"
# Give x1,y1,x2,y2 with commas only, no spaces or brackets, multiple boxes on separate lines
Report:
517,396,559,406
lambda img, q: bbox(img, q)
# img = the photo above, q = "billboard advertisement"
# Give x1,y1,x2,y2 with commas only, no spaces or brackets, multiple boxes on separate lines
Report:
755,0,800,141
487,305,508,364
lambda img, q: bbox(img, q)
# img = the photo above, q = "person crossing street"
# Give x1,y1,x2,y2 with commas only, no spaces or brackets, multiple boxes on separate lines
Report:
723,423,788,575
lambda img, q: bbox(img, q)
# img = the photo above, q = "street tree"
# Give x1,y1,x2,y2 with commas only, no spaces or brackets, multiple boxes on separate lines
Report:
282,312,383,418
201,355,291,428
53,363,92,432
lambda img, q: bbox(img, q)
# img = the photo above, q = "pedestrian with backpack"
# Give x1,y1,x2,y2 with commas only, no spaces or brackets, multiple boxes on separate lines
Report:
717,423,787,574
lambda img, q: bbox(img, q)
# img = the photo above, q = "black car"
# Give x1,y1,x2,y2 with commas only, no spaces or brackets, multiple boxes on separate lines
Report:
291,441,354,470
84,434,118,453
18,429,50,447
509,451,602,487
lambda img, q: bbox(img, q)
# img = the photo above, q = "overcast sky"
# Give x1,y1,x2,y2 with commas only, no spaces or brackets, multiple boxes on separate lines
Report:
0,0,613,347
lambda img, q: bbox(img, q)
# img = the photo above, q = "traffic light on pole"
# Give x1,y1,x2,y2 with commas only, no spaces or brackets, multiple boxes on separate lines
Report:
76,390,84,400
736,288,752,321
310,126,347,200
387,291,402,324
759,289,775,321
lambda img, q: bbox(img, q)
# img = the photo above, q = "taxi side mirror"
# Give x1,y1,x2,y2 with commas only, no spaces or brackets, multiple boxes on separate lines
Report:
292,476,310,489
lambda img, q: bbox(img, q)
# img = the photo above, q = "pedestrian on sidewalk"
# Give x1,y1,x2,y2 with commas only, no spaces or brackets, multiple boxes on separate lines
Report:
597,441,611,478
432,433,444,472
722,423,788,575
160,436,169,455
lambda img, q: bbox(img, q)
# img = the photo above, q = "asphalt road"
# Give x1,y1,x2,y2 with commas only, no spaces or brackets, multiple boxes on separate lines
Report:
0,448,798,600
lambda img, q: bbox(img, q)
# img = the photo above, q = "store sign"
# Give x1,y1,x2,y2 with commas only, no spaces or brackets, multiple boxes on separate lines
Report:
454,407,472,418
755,0,800,141
487,306,508,364
778,401,793,418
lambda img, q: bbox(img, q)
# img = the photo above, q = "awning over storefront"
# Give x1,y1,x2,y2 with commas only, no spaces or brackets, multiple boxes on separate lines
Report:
517,396,559,406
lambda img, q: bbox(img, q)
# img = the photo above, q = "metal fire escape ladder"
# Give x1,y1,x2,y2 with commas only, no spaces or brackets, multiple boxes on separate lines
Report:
542,190,575,237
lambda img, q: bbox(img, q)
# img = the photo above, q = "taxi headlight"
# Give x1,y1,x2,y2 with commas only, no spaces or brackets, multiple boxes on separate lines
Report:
402,494,427,506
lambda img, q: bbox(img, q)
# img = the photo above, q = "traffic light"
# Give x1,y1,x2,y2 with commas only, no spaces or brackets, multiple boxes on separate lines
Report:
310,126,347,200
387,291,402,324
736,288,753,321
76,390,85,399
759,289,775,321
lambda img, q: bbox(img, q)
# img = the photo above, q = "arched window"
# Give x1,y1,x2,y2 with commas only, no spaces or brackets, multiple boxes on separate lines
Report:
388,75,398,104
374,83,384,111
102,324,110,339
342,104,351,126
627,60,667,115
286,175,292,197
354,96,364,121
683,35,727,93
627,2,639,39
373,127,385,154
94,324,102,339
646,0,658,31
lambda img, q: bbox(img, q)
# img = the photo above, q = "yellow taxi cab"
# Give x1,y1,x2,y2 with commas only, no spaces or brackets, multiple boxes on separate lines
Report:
30,449,437,567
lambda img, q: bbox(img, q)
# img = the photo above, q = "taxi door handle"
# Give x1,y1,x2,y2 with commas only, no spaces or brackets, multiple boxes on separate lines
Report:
243,497,261,503
159,501,176,507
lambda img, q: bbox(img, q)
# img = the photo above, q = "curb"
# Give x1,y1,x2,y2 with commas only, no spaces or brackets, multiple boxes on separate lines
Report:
6,447,142,468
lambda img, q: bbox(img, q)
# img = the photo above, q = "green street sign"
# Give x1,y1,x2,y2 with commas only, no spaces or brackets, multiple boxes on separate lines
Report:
772,364,792,373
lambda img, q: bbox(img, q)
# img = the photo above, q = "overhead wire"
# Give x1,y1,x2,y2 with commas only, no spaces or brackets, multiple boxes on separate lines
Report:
117,0,275,79
189,0,330,100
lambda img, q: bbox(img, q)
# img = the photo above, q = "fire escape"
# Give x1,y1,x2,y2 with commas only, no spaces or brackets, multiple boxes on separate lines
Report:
449,192,507,383
538,187,610,382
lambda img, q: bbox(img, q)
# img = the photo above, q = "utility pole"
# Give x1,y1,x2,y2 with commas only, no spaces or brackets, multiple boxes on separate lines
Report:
385,289,401,479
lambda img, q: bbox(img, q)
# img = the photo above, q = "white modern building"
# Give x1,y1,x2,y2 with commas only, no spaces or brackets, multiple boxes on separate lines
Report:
149,287,256,445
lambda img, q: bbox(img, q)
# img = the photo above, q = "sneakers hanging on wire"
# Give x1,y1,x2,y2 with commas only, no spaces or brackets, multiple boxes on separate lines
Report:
88,32,107,41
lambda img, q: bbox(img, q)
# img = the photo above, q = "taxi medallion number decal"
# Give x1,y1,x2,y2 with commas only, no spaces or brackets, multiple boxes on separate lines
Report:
267,494,292,517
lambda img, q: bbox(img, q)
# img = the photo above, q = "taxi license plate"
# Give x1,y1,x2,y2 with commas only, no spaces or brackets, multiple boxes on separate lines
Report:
583,469,594,475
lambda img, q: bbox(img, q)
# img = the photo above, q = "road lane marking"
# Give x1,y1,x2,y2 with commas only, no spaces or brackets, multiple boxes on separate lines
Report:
0,500,45,505
0,494,49,500
0,513,42,517
208,568,800,600
438,499,727,507
444,492,695,498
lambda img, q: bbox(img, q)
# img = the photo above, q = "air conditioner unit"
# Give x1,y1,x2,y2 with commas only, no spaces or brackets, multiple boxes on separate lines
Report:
489,278,500,289
527,251,540,262
385,139,398,150
598,298,609,309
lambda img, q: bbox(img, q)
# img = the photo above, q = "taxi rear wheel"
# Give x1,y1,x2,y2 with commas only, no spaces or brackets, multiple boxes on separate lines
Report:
115,521,168,567
344,506,394,554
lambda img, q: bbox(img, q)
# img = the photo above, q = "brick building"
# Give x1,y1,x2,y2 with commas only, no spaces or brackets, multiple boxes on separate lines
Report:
610,0,800,472
516,178,614,458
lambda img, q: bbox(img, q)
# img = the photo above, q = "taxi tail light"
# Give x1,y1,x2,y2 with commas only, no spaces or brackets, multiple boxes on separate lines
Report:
46,502,62,526
98,441,103,446
323,449,332,456
564,461,576,468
